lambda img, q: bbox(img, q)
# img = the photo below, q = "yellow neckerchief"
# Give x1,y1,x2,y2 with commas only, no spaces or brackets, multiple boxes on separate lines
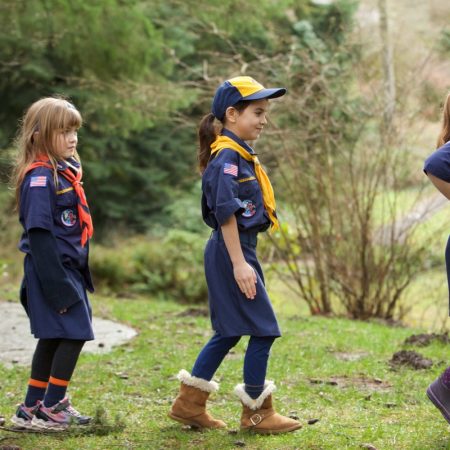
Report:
210,135,279,232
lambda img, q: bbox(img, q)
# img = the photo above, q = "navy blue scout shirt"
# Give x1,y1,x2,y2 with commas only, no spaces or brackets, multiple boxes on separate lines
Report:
19,159,93,291
424,141,450,182
202,129,271,232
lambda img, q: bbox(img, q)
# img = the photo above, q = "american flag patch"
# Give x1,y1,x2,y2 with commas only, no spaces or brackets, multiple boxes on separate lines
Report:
223,163,238,176
30,176,47,188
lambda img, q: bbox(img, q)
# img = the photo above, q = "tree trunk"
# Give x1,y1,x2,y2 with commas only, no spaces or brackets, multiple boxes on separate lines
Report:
378,0,396,133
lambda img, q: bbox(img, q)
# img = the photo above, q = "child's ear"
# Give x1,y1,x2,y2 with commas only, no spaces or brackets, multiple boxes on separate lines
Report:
31,131,39,144
225,106,238,124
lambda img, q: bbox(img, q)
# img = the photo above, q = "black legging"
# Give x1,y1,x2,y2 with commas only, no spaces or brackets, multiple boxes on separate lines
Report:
31,338,85,382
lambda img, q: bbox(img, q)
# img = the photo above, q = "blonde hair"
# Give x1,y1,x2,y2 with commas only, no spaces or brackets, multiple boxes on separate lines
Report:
11,96,83,207
437,93,450,148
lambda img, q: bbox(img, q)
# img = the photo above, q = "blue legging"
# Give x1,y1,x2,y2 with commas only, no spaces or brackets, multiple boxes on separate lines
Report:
191,332,275,399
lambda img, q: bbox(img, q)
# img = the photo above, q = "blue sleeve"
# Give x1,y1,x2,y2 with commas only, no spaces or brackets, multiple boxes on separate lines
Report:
204,150,245,225
28,228,81,311
424,142,450,182
20,167,56,232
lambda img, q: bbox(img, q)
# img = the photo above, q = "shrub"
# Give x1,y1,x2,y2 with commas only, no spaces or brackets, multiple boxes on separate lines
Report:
90,230,209,304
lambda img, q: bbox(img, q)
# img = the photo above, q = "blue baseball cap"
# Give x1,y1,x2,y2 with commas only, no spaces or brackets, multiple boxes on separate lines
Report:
211,76,287,121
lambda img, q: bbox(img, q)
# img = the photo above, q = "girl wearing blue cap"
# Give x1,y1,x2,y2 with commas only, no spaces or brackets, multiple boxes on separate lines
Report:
10,97,94,430
169,76,301,434
424,93,450,424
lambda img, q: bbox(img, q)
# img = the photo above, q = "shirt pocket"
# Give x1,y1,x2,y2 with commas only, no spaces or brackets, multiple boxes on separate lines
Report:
55,187,77,207
238,177,258,198
55,188,79,229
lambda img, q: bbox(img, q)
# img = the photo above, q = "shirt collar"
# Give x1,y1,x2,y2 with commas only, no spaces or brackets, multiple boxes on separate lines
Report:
57,157,80,171
221,128,255,155
57,161,67,170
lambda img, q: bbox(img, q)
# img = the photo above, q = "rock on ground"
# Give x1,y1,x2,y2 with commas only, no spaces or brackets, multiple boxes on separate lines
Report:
0,301,137,368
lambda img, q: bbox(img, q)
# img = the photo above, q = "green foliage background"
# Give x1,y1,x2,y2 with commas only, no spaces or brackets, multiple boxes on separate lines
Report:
2,0,443,317
0,0,356,234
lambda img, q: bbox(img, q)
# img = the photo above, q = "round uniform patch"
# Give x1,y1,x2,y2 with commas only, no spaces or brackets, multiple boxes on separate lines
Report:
242,199,256,218
61,209,77,227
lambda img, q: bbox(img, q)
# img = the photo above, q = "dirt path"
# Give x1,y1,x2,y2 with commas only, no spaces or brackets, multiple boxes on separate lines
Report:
375,193,448,244
0,301,137,368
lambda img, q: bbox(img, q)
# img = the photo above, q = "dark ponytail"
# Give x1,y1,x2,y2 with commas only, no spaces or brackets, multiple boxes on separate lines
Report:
198,101,250,173
437,93,450,148
198,113,219,173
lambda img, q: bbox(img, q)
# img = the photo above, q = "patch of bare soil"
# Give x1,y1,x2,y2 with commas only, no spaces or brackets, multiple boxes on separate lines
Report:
176,308,209,318
404,333,450,347
309,376,391,392
333,351,370,361
389,350,433,370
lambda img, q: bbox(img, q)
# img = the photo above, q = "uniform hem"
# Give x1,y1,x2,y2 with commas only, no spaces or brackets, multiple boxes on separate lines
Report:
32,334,94,340
212,328,281,338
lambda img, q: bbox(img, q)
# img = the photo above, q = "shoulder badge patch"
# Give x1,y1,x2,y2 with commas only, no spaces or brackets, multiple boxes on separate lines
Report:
223,163,238,176
242,199,256,218
61,209,77,227
30,176,47,188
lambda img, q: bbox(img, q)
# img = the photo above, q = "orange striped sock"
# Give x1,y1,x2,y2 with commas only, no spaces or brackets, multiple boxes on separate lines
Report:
24,378,48,407
43,376,70,407
48,376,70,387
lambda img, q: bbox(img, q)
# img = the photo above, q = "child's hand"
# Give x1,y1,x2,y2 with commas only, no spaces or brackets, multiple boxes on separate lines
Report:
59,308,67,314
233,262,257,300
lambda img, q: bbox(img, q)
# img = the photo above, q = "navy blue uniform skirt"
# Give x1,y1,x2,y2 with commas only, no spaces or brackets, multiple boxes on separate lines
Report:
204,231,281,337
23,255,94,340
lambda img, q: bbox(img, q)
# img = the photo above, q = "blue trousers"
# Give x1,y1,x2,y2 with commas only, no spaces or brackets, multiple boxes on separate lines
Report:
191,332,275,399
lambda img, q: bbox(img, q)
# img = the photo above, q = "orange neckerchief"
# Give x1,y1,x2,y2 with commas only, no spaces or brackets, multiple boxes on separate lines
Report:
25,157,93,247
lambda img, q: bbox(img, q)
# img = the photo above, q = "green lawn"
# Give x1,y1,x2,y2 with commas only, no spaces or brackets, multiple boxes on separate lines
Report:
1,294,450,449
2,184,450,448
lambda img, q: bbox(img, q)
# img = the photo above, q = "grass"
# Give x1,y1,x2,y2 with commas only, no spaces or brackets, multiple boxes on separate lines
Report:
1,293,450,449
2,170,450,448
400,268,450,330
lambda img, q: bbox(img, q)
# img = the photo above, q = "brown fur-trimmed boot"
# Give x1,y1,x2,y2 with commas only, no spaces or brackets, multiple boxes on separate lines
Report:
235,381,302,434
168,370,226,429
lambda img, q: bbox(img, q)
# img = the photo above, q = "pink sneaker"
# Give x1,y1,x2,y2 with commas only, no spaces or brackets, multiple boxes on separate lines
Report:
31,397,91,430
10,402,40,429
